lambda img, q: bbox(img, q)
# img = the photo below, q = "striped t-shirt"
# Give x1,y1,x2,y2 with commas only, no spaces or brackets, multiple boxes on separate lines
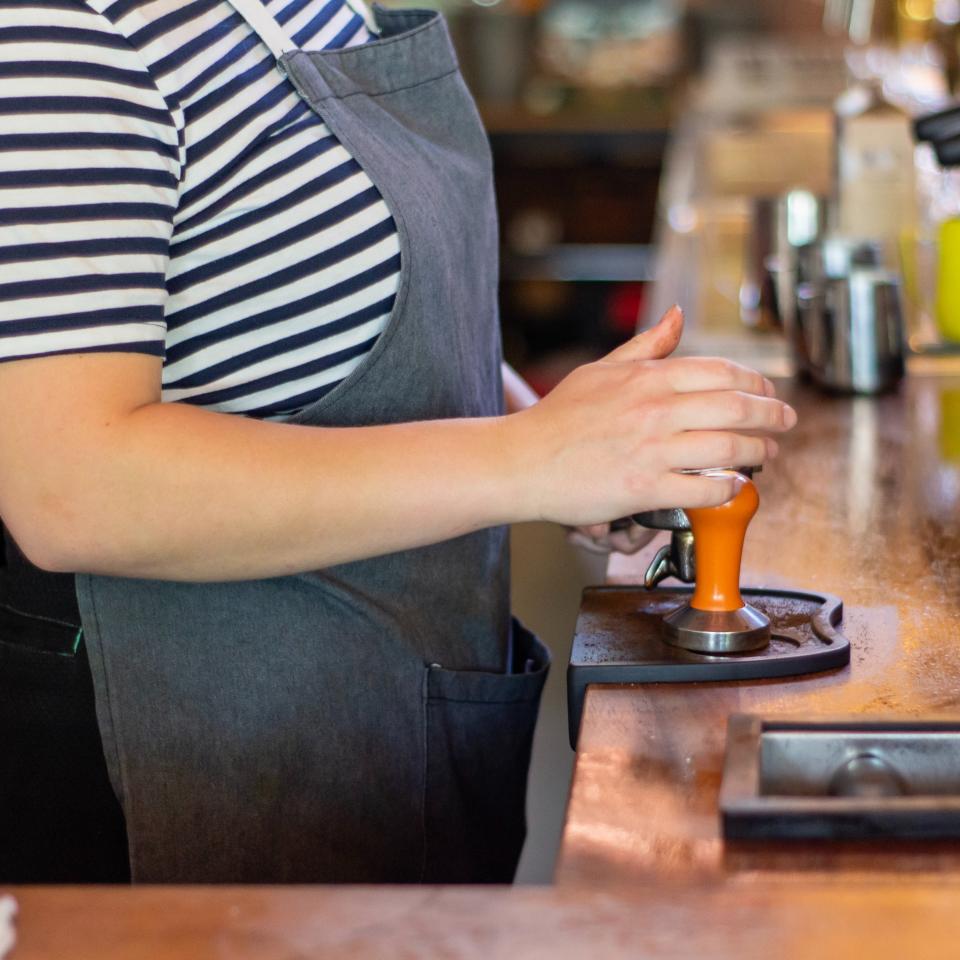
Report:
0,0,400,419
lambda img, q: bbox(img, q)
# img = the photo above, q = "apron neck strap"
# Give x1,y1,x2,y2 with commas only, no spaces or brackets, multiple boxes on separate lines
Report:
225,0,300,59
225,0,381,60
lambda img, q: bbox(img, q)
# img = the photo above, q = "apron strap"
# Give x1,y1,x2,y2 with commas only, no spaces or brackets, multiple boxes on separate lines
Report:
224,0,298,58
224,0,379,60
343,0,380,38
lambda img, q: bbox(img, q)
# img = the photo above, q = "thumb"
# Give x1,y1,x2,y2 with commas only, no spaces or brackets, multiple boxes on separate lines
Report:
605,305,683,362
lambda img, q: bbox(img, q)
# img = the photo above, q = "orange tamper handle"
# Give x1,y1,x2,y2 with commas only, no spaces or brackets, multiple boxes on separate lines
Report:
684,471,759,613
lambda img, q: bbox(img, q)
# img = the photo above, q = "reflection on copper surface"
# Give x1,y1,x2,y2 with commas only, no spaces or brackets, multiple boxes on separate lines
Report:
846,397,878,541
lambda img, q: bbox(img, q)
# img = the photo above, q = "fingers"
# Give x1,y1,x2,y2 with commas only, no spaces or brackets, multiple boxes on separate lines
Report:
604,305,683,363
566,529,616,554
566,522,658,556
662,432,778,471
663,391,797,434
580,523,609,540
651,357,776,399
666,472,743,510
606,523,657,555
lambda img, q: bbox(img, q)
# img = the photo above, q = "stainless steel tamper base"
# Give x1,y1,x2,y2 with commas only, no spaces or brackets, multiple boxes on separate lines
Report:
662,603,771,655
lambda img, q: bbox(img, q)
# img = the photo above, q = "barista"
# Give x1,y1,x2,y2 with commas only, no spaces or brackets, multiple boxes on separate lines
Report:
0,0,795,883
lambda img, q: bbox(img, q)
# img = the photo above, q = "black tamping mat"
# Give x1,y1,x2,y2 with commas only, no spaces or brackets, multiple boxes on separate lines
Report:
567,586,850,749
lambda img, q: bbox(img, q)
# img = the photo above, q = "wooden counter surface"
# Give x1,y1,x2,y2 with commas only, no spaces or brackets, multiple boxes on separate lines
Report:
557,373,960,886
8,879,960,959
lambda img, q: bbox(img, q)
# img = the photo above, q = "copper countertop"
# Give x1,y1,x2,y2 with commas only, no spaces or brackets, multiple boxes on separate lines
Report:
9,878,960,959
557,373,960,886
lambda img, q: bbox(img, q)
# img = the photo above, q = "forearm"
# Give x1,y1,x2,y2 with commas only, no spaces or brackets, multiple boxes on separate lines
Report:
8,402,525,581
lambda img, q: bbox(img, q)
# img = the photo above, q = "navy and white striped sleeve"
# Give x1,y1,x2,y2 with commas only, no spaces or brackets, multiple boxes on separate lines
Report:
0,1,181,362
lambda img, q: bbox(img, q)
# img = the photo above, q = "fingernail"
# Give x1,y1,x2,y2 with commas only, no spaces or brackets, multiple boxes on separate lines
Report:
767,438,779,458
783,404,798,428
764,377,776,397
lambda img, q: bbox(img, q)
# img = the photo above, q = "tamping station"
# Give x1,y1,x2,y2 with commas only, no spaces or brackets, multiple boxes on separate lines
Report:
567,469,851,748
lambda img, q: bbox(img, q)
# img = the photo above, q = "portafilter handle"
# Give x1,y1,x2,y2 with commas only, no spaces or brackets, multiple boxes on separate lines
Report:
643,530,695,588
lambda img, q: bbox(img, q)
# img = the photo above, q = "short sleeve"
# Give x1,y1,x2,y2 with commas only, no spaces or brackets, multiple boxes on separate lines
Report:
0,1,181,362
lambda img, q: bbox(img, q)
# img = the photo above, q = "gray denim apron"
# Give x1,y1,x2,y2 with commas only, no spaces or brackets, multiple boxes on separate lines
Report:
74,2,549,884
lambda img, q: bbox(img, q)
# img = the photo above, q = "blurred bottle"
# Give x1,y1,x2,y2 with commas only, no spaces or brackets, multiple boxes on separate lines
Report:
834,81,917,262
829,4,920,265
824,0,897,47
896,0,937,44
941,387,960,458
454,0,548,106
936,214,960,338
827,0,956,344
913,103,960,342
931,1,960,94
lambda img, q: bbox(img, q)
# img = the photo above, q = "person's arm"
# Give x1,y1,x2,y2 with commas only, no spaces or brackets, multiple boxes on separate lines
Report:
0,351,519,579
0,306,795,580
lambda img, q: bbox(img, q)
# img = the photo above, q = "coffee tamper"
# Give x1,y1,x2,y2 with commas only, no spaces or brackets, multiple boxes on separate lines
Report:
660,470,770,654
630,469,770,654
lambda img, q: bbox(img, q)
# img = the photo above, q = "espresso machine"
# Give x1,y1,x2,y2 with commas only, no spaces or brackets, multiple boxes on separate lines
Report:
567,469,851,747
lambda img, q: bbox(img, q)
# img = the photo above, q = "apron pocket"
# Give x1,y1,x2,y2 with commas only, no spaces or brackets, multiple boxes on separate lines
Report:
422,618,549,883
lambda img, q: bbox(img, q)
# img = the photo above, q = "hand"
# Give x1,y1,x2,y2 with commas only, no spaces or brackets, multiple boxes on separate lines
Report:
502,305,797,527
566,521,658,555
501,365,654,554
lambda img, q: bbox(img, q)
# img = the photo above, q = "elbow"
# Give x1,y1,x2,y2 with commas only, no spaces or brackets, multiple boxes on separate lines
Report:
20,537,84,576
2,501,101,575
